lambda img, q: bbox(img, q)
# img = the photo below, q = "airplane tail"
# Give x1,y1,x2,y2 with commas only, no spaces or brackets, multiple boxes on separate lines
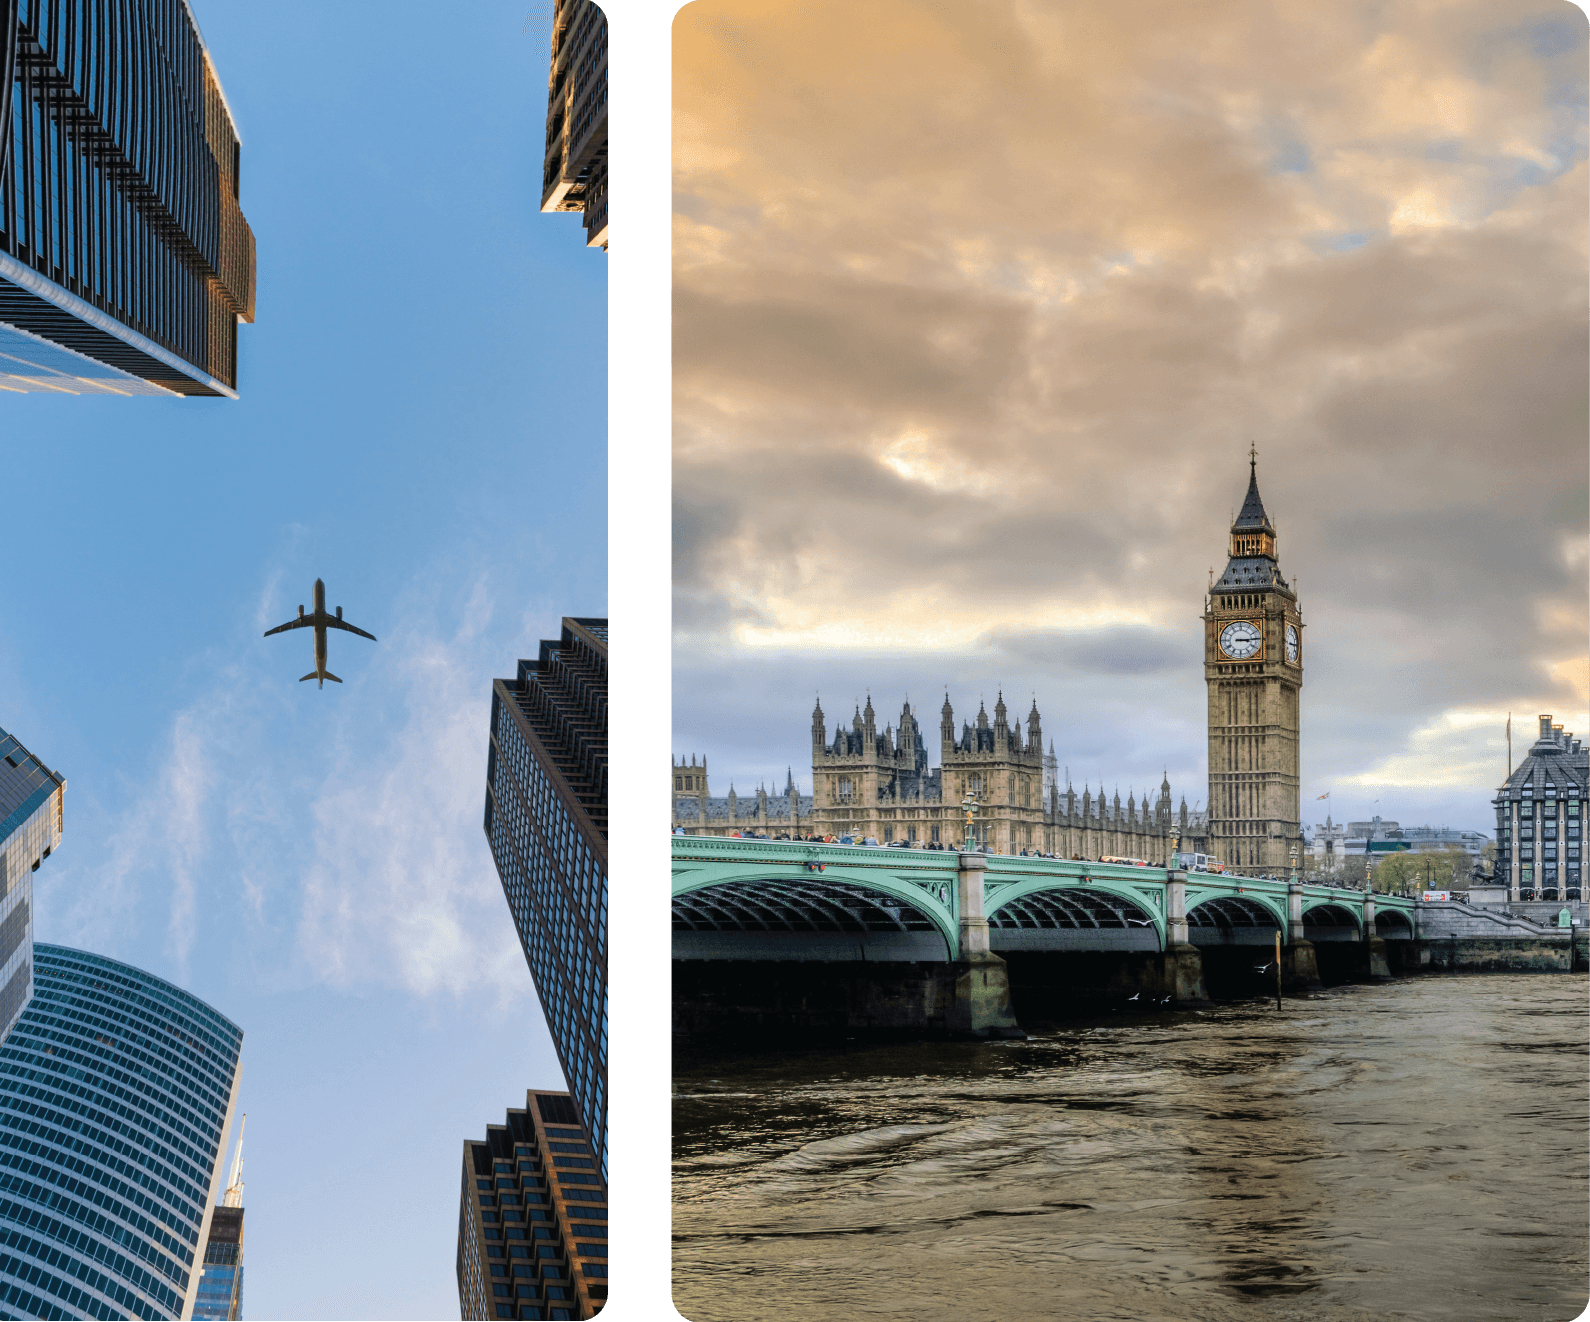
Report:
299,671,342,684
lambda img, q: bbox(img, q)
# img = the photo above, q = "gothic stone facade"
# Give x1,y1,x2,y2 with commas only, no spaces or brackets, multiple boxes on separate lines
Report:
671,757,816,835
806,693,1186,857
1201,457,1306,877
673,700,1199,862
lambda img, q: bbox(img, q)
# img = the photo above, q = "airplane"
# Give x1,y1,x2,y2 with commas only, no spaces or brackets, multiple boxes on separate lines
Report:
263,579,376,687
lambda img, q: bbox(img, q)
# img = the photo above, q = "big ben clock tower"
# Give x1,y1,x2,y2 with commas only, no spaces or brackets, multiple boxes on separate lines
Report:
1203,450,1304,877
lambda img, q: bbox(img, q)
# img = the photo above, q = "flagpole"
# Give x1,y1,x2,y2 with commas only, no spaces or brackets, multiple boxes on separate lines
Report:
1506,713,1512,781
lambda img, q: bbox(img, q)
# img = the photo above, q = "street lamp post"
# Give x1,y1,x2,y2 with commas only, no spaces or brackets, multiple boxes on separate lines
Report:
962,792,980,852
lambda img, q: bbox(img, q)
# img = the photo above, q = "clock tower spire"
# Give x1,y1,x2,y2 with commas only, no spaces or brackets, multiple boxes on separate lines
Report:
1203,451,1304,877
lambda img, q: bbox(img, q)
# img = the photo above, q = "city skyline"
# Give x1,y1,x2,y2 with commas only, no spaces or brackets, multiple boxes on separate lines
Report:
0,1,607,1316
673,0,1589,838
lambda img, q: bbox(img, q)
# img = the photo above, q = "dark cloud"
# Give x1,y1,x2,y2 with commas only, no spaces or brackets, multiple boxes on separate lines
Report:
672,0,1589,830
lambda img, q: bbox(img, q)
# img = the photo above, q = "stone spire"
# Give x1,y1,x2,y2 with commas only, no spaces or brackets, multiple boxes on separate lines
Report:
1233,444,1274,532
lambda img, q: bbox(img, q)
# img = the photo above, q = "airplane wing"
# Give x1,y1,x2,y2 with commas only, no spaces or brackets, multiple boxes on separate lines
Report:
326,617,377,642
263,617,312,637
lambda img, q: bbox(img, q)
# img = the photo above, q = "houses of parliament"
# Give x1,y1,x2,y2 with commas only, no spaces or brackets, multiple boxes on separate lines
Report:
673,457,1307,877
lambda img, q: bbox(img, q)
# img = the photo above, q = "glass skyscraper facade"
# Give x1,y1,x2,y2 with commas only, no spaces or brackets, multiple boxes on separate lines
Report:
0,0,256,396
457,1090,607,1321
484,618,607,1182
191,1205,241,1320
540,0,607,249
0,944,242,1319
0,725,66,1049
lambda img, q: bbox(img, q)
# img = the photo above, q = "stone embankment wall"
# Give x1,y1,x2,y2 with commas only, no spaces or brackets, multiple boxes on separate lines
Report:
1413,900,1586,972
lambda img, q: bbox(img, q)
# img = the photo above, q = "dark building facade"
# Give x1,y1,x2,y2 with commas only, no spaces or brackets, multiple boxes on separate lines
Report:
456,1090,607,1320
0,944,243,1318
485,618,607,1181
0,723,66,1047
0,0,256,396
1493,715,1588,902
540,0,607,249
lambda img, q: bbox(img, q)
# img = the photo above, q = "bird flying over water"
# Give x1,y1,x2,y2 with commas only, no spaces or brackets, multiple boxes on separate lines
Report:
264,578,376,687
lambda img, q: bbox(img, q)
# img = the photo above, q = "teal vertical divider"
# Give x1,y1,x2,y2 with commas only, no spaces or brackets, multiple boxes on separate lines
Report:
597,0,680,1310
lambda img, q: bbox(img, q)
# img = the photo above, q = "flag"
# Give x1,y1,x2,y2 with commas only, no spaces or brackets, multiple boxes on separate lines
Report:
1316,792,1330,799
1506,714,1511,738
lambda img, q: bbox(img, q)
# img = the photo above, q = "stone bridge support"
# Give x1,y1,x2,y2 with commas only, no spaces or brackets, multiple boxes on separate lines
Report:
952,854,1023,1038
1285,882,1322,989
1363,890,1391,979
1163,870,1210,1004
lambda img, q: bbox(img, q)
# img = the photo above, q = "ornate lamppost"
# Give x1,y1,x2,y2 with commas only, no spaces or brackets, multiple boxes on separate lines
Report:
962,791,980,852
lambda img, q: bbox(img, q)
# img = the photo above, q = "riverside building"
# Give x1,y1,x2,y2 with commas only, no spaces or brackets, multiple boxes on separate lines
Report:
0,724,66,1045
673,697,1196,863
0,0,256,396
0,944,242,1319
1493,715,1588,902
456,1090,607,1320
540,0,607,249
484,619,607,1180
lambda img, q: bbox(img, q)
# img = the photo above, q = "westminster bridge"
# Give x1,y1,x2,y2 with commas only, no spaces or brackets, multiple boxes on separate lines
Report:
672,836,1459,1038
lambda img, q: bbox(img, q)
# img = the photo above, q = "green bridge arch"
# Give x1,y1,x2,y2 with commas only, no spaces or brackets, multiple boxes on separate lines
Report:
670,837,1419,960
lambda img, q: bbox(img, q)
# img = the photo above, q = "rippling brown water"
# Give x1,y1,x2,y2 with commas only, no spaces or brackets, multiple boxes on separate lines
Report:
673,975,1588,1322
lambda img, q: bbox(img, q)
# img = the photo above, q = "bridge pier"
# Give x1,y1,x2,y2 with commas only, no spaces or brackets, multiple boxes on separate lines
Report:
1363,891,1391,980
953,854,1024,1038
1285,882,1323,990
1163,869,1211,1004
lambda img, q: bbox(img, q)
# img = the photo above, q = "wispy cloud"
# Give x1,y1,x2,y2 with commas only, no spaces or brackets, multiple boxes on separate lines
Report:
39,547,556,1005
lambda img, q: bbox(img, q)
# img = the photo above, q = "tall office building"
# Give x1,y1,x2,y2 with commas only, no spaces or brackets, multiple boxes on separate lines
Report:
457,1090,607,1321
540,0,607,249
0,724,65,1046
0,944,243,1319
484,618,607,1181
0,0,256,396
193,1117,245,1320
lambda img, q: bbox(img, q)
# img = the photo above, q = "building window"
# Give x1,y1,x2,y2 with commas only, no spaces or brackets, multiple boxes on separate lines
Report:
970,775,982,795
675,777,682,789
931,825,940,843
837,778,853,802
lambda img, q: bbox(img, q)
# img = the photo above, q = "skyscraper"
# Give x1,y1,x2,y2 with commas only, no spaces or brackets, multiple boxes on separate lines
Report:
0,724,65,1045
540,0,607,249
1202,454,1305,876
0,0,256,396
193,1117,245,1320
484,618,607,1180
456,1090,607,1321
0,944,243,1319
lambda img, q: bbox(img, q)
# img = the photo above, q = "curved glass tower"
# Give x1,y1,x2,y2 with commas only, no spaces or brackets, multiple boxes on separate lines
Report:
0,945,242,1320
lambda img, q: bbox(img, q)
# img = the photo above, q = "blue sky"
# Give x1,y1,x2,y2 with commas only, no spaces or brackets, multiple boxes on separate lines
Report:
0,1,605,1316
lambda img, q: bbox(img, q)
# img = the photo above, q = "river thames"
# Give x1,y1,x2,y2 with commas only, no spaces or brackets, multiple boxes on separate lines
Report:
674,975,1587,1321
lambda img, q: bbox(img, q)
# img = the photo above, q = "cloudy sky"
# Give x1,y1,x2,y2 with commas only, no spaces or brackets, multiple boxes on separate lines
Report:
672,0,1588,834
1,1,603,1316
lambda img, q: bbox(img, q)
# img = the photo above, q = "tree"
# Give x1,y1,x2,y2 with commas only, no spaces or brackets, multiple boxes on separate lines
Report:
1335,856,1369,887
1367,850,1421,894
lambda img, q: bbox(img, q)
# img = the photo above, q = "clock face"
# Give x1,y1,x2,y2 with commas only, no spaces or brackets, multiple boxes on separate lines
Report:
1285,623,1299,663
1219,620,1261,659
